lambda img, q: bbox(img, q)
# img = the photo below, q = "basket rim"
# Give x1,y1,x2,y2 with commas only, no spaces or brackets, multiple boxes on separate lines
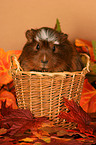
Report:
10,53,90,76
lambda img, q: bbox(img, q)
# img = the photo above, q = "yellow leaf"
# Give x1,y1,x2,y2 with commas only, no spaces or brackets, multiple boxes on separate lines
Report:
41,136,51,143
0,128,7,135
20,137,37,142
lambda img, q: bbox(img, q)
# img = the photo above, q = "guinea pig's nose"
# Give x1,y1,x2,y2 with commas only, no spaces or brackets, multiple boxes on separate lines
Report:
41,60,48,64
41,54,48,64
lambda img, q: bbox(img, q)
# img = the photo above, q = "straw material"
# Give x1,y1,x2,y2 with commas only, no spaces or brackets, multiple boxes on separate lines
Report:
10,54,90,129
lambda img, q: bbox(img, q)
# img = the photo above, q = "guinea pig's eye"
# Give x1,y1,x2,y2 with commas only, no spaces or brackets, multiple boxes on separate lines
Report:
36,44,40,50
53,46,55,52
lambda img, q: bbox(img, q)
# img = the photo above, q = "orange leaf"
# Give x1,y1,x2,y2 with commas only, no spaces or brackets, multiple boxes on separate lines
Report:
0,48,21,85
0,90,18,109
75,39,96,62
80,79,96,113
0,48,5,58
0,72,13,85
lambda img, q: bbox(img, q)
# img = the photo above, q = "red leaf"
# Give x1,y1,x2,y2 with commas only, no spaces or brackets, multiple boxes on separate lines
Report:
0,100,13,116
0,90,17,109
0,101,49,137
0,138,14,145
49,136,83,145
80,79,96,113
1,81,16,97
59,98,93,134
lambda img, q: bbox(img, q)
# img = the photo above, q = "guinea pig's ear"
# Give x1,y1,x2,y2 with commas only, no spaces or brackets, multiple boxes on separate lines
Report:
25,29,36,42
59,33,68,43
64,33,68,39
61,33,68,39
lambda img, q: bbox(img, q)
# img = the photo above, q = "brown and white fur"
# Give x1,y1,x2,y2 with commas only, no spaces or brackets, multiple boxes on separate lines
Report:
18,27,84,72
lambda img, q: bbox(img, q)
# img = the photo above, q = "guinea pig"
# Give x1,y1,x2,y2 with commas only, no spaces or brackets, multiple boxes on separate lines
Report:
18,27,84,72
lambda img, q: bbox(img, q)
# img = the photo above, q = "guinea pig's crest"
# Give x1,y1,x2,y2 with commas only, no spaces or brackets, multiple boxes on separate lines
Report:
35,28,59,45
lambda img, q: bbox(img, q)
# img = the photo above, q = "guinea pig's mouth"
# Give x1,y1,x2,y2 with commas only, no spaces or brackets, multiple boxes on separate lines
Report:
29,67,49,72
40,63,49,72
41,68,48,72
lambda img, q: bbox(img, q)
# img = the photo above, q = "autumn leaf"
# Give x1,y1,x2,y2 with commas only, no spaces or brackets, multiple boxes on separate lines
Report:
19,137,37,143
48,136,82,145
0,128,7,135
75,39,95,62
80,79,96,113
0,90,17,109
0,102,96,144
1,81,16,97
0,48,21,85
0,100,13,117
0,138,14,145
59,97,93,135
54,18,61,32
0,101,50,137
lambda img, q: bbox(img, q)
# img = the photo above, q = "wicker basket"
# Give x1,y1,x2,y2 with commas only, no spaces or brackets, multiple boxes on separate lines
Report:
10,54,90,129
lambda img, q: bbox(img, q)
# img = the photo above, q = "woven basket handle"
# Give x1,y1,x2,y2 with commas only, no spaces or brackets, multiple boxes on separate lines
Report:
81,53,90,72
10,55,23,71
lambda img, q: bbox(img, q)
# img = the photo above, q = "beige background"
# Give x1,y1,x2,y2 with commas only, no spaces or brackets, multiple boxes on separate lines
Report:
0,0,96,51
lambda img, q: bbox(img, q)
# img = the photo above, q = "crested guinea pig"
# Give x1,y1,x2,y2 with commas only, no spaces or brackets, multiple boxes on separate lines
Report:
18,27,84,72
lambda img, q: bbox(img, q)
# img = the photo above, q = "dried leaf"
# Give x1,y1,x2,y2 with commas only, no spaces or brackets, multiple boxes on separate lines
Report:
0,90,18,109
88,112,96,122
0,101,49,137
92,40,96,60
59,97,93,135
80,79,96,113
54,18,61,32
19,137,37,143
0,48,21,85
0,137,14,145
0,100,13,117
49,136,82,145
33,142,42,145
33,131,51,143
0,128,7,135
75,39,95,62
1,81,16,97
41,136,51,143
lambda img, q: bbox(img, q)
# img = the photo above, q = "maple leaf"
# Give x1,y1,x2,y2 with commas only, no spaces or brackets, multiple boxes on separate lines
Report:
88,112,96,122
0,101,50,137
0,100,13,117
75,39,96,62
0,48,21,85
0,138,14,145
80,79,96,113
48,136,83,145
0,90,18,109
59,97,93,135
0,128,7,135
1,81,16,97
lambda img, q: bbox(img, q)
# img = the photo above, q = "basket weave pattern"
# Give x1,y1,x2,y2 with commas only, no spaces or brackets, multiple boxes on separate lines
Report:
10,54,90,129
